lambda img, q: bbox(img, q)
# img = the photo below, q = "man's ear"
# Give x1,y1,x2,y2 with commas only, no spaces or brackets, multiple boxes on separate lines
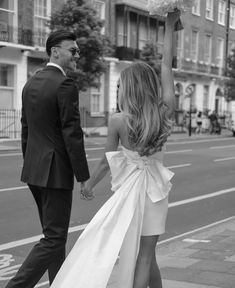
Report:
51,47,59,59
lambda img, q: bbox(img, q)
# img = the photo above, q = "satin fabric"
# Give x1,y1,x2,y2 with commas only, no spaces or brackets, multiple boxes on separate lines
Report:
51,147,174,288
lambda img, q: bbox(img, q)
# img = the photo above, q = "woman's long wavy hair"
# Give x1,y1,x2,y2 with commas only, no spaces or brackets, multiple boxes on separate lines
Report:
118,62,172,156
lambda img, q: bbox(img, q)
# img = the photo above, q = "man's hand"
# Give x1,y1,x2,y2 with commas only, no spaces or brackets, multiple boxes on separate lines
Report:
80,183,94,201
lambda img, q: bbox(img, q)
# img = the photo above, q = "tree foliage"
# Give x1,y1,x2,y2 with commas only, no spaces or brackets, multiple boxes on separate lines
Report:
50,0,113,91
225,48,235,101
139,42,162,77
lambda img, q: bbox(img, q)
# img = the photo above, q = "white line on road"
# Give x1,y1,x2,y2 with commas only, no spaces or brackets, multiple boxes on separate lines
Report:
210,145,235,149
166,137,232,145
169,187,235,208
0,186,27,193
214,157,235,162
0,153,21,157
165,149,192,154
0,162,192,193
167,164,191,169
0,186,234,252
86,147,104,151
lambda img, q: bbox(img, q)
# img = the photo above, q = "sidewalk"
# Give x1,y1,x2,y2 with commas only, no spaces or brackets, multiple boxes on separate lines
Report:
108,217,235,288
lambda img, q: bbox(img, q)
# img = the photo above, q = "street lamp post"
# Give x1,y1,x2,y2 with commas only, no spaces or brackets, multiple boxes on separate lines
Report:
225,0,231,76
186,84,195,137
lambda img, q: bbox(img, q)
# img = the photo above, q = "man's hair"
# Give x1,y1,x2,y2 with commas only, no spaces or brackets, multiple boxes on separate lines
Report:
46,30,76,56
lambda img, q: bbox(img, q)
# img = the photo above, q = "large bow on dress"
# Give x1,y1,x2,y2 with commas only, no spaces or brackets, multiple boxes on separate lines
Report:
50,148,174,288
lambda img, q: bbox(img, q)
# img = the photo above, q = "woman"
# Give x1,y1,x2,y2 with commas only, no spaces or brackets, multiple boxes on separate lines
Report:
51,11,179,288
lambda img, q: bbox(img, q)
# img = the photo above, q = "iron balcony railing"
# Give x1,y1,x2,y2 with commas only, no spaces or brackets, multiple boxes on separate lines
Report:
0,25,48,48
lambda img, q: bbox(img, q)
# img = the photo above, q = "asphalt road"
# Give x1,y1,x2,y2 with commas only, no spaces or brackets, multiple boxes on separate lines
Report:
0,136,234,287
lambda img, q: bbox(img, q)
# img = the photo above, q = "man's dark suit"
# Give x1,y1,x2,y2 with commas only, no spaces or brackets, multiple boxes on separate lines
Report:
6,65,90,288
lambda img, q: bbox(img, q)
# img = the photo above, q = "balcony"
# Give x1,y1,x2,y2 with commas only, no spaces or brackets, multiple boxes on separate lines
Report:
0,25,47,49
178,58,224,77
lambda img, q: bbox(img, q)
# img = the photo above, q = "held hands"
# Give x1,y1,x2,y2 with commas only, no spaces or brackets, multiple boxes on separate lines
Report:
80,182,94,201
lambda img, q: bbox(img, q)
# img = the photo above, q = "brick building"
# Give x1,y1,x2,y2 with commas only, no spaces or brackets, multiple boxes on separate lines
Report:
0,0,65,110
1,0,235,136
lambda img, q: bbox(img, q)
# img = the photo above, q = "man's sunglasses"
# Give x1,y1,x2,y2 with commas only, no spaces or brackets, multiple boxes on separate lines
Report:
54,46,80,56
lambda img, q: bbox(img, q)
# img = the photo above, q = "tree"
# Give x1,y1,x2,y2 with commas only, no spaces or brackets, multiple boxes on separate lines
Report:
225,48,235,101
139,42,162,77
50,0,113,91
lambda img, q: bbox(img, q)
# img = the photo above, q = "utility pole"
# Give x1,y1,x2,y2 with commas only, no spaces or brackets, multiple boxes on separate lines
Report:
225,0,231,76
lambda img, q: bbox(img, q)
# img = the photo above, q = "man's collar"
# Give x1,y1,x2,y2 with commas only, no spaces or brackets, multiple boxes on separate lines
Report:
47,63,66,76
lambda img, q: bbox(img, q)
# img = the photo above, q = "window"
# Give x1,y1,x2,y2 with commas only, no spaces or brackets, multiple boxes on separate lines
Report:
230,4,235,29
116,13,126,46
191,30,198,61
216,38,224,67
0,64,14,108
176,30,183,59
204,34,212,63
139,16,148,50
218,0,226,25
0,0,16,42
93,1,105,34
192,0,200,15
90,75,104,115
203,85,209,110
34,0,51,47
128,12,137,49
206,0,214,20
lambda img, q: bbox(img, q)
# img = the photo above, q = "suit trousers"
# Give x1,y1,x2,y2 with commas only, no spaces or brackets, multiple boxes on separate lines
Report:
6,185,73,288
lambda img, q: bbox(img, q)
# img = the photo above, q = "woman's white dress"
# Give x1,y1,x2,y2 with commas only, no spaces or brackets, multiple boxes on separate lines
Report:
50,146,174,288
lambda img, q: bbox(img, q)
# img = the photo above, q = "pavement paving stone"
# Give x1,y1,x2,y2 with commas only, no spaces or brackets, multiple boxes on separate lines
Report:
163,247,200,258
224,254,235,262
160,266,201,282
189,259,235,274
190,241,235,252
162,279,221,288
195,271,235,288
158,255,200,268
189,249,235,261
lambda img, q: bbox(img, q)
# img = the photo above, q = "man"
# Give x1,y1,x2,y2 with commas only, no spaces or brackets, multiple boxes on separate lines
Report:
6,30,90,288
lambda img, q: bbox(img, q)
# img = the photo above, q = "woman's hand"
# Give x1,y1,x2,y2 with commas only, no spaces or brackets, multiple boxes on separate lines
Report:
80,185,94,201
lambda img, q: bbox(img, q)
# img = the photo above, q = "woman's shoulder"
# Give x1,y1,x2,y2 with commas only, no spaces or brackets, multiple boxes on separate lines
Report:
109,112,125,126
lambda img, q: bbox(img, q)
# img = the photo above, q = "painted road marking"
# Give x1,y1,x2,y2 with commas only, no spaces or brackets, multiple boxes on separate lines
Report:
169,187,235,208
210,144,235,149
166,137,232,145
214,157,235,162
0,162,192,194
0,186,234,252
165,149,192,154
167,164,191,169
0,186,27,193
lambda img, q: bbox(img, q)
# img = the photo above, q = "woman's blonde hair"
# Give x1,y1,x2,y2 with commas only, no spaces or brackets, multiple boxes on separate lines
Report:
118,62,172,156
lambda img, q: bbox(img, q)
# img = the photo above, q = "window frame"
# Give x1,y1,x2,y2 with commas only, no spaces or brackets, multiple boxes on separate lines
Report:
216,37,224,67
204,33,212,64
191,29,199,61
90,75,105,116
192,0,201,16
205,0,214,20
218,0,226,25
33,0,51,47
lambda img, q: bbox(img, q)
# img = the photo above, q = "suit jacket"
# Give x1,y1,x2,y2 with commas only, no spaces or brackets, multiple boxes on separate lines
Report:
21,66,90,190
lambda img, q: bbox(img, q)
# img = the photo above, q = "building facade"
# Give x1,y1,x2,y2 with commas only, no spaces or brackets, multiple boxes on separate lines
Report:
0,0,66,110
1,0,235,136
87,0,235,134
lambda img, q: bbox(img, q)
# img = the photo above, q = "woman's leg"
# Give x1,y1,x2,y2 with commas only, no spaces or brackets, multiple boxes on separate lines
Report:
149,252,162,288
133,235,161,288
